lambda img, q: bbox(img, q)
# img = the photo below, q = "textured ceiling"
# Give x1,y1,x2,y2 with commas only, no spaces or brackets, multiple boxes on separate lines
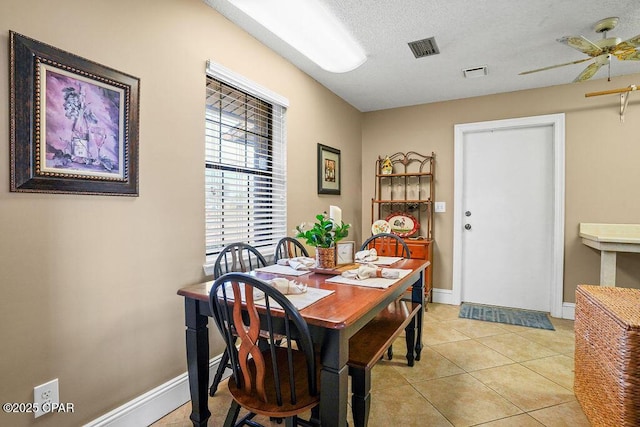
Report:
205,0,640,112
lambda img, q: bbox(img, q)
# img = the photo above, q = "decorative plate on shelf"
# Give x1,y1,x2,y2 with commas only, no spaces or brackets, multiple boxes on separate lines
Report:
385,212,419,237
371,219,391,235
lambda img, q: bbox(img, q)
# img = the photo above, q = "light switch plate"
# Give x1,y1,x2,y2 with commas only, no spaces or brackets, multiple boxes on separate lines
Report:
434,202,446,213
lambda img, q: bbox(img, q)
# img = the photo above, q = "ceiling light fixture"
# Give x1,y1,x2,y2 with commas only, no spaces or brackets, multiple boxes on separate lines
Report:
227,0,366,73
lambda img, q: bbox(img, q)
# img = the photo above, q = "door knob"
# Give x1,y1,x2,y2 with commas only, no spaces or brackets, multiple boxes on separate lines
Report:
464,224,472,230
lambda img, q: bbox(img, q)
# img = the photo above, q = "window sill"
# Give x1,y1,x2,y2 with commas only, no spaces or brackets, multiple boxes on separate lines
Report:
203,263,215,277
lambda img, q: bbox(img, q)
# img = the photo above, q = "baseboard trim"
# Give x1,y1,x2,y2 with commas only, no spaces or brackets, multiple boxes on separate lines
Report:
431,288,455,305
562,302,575,320
84,355,228,427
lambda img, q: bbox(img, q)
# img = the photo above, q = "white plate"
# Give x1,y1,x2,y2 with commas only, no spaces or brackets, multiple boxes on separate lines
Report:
371,219,391,235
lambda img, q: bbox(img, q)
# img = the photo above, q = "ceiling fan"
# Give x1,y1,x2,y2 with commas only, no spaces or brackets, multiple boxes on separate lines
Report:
520,17,640,82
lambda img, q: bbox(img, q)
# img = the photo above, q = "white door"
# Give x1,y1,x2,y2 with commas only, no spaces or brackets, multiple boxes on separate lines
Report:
453,114,565,315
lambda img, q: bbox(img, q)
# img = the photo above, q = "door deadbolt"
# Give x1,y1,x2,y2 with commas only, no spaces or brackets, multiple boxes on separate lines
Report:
465,211,472,217
464,224,472,230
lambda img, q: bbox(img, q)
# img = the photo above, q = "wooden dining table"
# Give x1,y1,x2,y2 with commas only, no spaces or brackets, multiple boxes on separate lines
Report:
177,258,428,427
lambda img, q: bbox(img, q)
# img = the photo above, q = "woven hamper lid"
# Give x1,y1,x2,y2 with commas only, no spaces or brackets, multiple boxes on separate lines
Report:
577,285,640,330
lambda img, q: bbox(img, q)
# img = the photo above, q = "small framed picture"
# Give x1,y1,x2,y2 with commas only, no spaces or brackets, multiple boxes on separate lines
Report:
317,143,340,195
336,241,355,265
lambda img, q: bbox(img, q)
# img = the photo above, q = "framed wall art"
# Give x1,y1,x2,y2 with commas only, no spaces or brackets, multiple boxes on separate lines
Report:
317,143,340,195
9,31,140,196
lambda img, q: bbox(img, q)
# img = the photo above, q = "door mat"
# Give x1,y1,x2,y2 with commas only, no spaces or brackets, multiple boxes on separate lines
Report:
459,303,555,330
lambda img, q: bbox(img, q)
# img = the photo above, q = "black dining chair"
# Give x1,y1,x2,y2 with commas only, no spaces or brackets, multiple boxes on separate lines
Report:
209,272,320,427
213,242,268,278
359,233,416,363
209,243,268,397
360,232,410,259
274,237,309,262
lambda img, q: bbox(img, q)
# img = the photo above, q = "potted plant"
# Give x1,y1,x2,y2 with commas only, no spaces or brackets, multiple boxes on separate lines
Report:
295,212,350,268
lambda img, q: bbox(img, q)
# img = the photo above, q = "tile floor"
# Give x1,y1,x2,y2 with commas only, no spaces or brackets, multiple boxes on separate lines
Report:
152,303,590,426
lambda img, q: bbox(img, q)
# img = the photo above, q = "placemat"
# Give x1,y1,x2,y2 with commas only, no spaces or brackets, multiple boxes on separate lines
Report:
254,264,312,276
324,269,412,289
357,256,403,266
208,282,333,310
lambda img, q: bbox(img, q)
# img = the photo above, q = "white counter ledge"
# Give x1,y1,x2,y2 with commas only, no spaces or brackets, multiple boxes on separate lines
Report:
579,223,640,286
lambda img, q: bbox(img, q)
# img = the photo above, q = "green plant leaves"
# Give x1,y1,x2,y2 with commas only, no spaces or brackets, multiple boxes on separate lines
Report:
295,212,350,248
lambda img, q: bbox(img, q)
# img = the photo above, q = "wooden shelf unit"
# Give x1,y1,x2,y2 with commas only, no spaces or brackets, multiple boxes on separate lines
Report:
371,151,435,298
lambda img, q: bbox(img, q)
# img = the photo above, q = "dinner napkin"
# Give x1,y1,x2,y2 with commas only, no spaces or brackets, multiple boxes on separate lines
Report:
355,248,378,262
269,277,308,295
341,264,400,280
276,256,316,270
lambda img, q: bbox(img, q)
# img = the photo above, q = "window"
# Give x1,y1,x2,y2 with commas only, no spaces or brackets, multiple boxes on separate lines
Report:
205,62,287,265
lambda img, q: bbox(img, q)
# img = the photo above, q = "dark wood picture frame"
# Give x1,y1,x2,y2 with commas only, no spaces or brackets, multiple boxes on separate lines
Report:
9,31,140,196
317,143,340,195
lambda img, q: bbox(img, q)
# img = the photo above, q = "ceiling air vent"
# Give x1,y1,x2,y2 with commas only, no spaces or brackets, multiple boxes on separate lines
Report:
463,65,488,78
408,37,440,58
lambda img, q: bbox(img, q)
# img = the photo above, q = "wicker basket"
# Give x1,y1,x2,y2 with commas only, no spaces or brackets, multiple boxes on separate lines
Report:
315,247,336,269
575,285,640,427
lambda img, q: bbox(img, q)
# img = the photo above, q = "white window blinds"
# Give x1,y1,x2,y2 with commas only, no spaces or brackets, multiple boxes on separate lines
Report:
205,69,287,262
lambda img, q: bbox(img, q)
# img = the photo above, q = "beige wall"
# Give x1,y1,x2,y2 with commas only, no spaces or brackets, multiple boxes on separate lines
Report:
361,75,640,302
0,0,362,425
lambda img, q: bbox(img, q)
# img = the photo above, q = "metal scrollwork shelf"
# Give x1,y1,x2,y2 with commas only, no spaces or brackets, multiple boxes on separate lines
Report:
372,151,435,240
371,151,435,298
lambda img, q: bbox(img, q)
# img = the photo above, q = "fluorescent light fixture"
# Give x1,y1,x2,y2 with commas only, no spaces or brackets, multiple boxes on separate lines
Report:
228,0,366,73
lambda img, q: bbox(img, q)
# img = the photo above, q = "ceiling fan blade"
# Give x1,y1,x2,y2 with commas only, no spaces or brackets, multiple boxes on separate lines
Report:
573,55,609,82
557,35,603,57
612,42,640,60
519,57,592,75
621,33,640,47
618,50,640,60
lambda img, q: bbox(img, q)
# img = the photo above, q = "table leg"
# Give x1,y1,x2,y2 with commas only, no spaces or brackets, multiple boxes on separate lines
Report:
405,318,416,367
350,367,371,427
184,298,211,426
412,271,425,361
600,251,617,287
320,329,349,427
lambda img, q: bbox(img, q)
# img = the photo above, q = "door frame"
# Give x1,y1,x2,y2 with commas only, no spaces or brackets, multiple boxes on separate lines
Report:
452,113,565,318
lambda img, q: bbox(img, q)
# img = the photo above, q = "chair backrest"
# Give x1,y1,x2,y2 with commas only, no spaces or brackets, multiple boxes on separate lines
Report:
208,272,318,406
360,233,411,258
274,237,309,262
214,243,267,277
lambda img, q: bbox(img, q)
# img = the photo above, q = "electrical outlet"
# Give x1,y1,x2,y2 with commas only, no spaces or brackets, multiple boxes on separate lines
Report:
34,379,59,418
434,201,446,213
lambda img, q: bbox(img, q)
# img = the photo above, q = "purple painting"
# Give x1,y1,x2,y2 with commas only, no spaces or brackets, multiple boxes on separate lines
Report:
43,67,123,177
